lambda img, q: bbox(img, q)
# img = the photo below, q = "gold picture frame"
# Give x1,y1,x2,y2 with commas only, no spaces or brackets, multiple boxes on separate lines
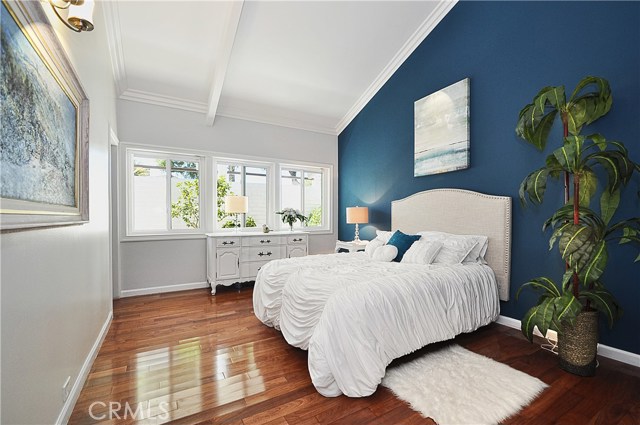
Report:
1,0,89,231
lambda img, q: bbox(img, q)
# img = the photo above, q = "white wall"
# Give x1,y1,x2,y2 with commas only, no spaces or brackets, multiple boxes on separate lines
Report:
116,100,338,296
0,3,116,424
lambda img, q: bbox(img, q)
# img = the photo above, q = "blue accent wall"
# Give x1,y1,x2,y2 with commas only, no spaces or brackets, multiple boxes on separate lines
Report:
338,1,640,354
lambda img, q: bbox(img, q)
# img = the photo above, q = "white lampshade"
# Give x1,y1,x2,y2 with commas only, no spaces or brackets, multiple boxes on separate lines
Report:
225,196,248,214
346,206,369,224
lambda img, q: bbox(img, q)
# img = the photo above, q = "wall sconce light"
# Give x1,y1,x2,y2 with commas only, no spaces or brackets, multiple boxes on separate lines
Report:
48,0,95,32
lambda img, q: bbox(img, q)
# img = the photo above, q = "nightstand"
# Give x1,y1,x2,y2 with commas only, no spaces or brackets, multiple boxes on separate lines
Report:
335,240,369,253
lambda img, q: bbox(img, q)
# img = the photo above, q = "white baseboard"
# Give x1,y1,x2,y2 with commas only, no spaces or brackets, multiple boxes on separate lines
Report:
496,315,640,368
120,281,209,298
496,315,553,340
597,344,640,367
56,310,113,425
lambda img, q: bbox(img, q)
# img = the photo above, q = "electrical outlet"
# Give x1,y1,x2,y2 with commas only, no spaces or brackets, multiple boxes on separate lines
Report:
62,376,71,402
545,329,558,342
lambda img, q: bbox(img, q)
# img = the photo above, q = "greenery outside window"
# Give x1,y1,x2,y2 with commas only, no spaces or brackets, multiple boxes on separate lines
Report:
128,150,203,235
216,162,269,230
280,165,329,230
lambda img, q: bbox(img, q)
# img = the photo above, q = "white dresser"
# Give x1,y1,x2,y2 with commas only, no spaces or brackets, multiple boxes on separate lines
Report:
206,231,308,294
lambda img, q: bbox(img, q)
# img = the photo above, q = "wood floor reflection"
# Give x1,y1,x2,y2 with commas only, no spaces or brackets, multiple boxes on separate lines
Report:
69,287,640,424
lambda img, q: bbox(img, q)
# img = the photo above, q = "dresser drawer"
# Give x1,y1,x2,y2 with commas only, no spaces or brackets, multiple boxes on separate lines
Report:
287,235,307,245
242,236,283,247
241,246,284,262
240,260,270,278
216,237,240,247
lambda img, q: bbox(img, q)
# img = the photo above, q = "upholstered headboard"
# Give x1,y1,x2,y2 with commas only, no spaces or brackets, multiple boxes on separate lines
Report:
391,189,512,301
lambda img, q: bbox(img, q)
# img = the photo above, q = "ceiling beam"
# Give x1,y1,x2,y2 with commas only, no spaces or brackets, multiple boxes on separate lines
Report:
206,0,244,127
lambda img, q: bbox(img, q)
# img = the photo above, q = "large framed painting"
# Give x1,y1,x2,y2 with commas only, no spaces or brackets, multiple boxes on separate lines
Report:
1,0,89,231
414,78,470,177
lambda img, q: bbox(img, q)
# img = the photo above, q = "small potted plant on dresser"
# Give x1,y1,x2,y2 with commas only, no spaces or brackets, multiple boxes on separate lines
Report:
515,76,639,376
276,208,308,231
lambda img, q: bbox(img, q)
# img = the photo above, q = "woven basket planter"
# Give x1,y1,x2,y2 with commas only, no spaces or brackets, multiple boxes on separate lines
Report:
558,310,598,376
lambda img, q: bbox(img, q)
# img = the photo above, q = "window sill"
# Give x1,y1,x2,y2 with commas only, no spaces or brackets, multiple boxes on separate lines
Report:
120,233,207,243
120,229,334,242
308,229,335,235
273,228,334,235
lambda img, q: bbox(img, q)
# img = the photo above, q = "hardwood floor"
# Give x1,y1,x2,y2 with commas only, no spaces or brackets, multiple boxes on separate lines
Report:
69,288,640,425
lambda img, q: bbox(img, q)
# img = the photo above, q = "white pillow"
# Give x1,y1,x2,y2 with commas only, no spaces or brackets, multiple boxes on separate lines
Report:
376,230,394,243
463,236,489,264
401,240,443,264
365,238,385,257
372,244,398,262
419,231,488,263
433,237,478,265
417,230,449,241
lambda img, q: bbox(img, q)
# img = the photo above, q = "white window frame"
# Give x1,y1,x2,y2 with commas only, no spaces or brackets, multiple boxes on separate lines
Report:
120,143,332,240
278,162,332,232
126,147,205,237
213,157,275,232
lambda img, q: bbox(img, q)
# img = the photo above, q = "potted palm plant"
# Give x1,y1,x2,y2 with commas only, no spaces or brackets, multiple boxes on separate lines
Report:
515,76,639,376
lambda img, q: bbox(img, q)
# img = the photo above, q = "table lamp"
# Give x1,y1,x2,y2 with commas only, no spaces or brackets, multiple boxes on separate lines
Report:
225,195,248,231
346,206,368,242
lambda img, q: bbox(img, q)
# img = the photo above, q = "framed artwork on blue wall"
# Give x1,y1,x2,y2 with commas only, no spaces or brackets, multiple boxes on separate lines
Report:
1,0,89,231
414,78,470,177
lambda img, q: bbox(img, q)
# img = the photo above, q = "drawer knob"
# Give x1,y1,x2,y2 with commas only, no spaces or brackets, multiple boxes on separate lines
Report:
222,241,235,245
293,238,303,242
267,251,272,256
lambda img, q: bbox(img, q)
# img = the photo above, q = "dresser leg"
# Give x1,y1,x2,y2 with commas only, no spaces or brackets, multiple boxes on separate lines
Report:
211,285,217,295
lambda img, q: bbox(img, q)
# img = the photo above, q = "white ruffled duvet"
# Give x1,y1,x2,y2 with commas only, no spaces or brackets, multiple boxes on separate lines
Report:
253,252,500,397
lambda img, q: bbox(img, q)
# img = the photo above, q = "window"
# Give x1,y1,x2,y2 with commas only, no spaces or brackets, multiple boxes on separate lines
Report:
216,162,269,230
280,165,329,230
123,145,331,238
128,150,202,235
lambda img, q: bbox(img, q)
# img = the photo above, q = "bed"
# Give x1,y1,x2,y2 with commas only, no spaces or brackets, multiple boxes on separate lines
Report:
253,189,512,397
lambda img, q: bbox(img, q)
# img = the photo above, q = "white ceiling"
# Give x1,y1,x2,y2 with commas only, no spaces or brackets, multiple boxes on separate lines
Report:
103,0,456,135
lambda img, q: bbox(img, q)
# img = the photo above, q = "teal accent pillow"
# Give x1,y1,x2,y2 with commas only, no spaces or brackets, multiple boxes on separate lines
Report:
386,230,421,262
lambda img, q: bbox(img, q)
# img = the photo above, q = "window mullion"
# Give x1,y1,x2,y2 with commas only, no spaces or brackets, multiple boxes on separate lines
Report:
166,158,172,231
128,151,134,236
322,170,326,228
300,169,305,223
242,165,247,227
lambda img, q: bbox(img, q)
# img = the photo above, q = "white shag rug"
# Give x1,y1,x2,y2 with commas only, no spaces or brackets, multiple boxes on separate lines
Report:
382,344,548,425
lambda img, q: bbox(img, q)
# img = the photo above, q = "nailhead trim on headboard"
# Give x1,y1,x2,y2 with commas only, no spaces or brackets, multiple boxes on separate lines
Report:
391,188,512,301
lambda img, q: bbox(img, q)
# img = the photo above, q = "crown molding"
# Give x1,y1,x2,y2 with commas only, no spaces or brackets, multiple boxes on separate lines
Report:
335,0,458,135
120,89,208,114
217,104,337,136
102,0,127,96
109,124,120,146
206,1,244,126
